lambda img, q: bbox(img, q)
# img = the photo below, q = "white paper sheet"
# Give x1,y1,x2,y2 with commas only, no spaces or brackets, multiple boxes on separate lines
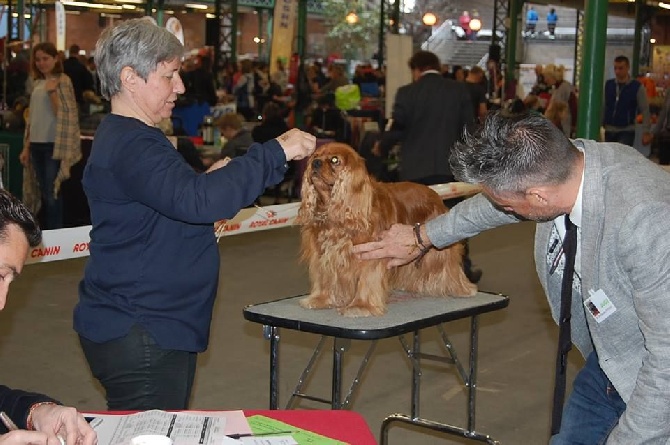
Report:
83,410,226,445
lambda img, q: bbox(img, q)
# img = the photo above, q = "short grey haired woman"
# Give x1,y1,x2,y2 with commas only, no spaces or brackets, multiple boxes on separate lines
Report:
74,17,315,410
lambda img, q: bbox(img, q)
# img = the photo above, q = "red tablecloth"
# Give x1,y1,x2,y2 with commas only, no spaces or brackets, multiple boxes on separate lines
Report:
245,410,376,444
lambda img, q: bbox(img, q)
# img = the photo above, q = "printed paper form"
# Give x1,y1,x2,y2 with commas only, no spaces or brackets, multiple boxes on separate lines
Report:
83,410,226,445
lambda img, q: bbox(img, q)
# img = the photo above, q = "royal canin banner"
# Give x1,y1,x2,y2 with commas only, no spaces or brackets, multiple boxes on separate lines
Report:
26,183,481,265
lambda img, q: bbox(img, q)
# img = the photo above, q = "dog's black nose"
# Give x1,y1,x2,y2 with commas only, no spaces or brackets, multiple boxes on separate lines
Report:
312,158,322,170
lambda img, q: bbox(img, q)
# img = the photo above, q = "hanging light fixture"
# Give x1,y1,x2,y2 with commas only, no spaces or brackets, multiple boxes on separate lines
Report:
422,12,437,27
345,10,359,24
470,16,482,32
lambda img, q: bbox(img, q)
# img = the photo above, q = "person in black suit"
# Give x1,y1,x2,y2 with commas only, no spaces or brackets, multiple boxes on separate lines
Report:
376,50,473,184
62,44,93,107
375,50,480,282
253,103,293,203
182,55,218,107
252,102,290,144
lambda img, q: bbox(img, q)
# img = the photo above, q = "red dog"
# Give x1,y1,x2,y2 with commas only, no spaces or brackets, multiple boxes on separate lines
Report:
296,143,477,317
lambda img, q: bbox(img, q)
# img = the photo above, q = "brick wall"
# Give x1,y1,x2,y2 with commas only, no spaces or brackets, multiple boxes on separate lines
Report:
36,10,325,59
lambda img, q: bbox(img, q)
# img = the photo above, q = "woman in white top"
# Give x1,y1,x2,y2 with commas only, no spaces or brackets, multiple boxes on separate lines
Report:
19,42,80,229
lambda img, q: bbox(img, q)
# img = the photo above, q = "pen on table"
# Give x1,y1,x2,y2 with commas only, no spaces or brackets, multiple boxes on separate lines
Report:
226,431,297,439
1,410,66,445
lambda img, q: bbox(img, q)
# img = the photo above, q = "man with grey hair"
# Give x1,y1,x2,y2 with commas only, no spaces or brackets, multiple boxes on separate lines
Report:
355,111,670,444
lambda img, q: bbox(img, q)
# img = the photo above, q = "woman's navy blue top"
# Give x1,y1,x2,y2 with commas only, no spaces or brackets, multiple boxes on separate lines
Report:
74,114,288,352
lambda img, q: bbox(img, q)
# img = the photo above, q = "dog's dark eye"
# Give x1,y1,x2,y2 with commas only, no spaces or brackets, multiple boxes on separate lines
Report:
330,156,340,165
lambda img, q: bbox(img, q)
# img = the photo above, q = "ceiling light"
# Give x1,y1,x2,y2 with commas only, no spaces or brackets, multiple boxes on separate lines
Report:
660,2,670,9
205,13,216,18
61,1,123,9
121,4,136,9
345,11,358,24
422,12,437,27
114,0,143,3
470,17,482,32
185,3,208,9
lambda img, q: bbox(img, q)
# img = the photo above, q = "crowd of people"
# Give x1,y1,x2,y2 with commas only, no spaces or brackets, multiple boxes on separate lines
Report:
4,10,670,443
441,54,668,166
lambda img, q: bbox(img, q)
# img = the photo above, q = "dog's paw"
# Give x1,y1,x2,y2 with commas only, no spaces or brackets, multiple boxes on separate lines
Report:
299,294,333,309
340,304,385,317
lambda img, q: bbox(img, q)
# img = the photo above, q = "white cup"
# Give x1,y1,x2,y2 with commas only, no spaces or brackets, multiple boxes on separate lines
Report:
130,435,173,445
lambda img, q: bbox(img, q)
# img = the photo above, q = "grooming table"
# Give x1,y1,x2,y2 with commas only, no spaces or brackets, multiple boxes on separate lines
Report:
243,290,509,444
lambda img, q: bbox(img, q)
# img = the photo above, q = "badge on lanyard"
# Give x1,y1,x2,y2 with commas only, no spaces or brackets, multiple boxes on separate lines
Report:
584,289,616,323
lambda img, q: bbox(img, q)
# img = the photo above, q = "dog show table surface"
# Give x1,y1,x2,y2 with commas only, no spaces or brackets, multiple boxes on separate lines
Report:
244,291,509,444
243,291,508,339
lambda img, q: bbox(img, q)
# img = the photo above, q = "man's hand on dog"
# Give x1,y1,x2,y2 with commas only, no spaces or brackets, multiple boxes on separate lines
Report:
353,223,422,268
276,129,317,161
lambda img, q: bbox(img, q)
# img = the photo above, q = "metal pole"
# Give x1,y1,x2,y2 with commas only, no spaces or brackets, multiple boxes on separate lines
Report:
266,326,280,409
632,0,644,77
391,0,399,34
377,0,384,68
492,1,499,46
576,0,609,140
295,0,307,128
7,0,12,39
411,330,421,419
257,8,263,60
156,0,164,27
214,0,222,71
17,0,24,42
573,9,583,88
231,0,238,64
467,315,480,432
331,339,346,410
505,0,521,82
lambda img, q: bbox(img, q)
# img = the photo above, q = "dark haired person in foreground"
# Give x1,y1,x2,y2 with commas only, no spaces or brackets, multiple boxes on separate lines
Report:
0,190,96,445
355,111,670,444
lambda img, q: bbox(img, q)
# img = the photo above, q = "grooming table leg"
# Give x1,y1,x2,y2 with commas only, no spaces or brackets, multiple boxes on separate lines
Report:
380,414,500,445
342,340,377,409
380,316,498,444
263,325,280,409
437,324,468,382
411,330,421,419
467,315,480,432
286,335,328,409
331,338,350,409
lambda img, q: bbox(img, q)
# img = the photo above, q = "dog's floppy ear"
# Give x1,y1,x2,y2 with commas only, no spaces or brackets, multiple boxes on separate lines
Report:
296,157,319,225
327,147,373,231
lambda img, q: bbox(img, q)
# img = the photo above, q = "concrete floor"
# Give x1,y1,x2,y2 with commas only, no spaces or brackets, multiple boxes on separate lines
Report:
0,219,584,444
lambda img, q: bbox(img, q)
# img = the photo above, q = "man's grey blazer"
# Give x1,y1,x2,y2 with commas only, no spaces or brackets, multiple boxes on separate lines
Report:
425,140,670,443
